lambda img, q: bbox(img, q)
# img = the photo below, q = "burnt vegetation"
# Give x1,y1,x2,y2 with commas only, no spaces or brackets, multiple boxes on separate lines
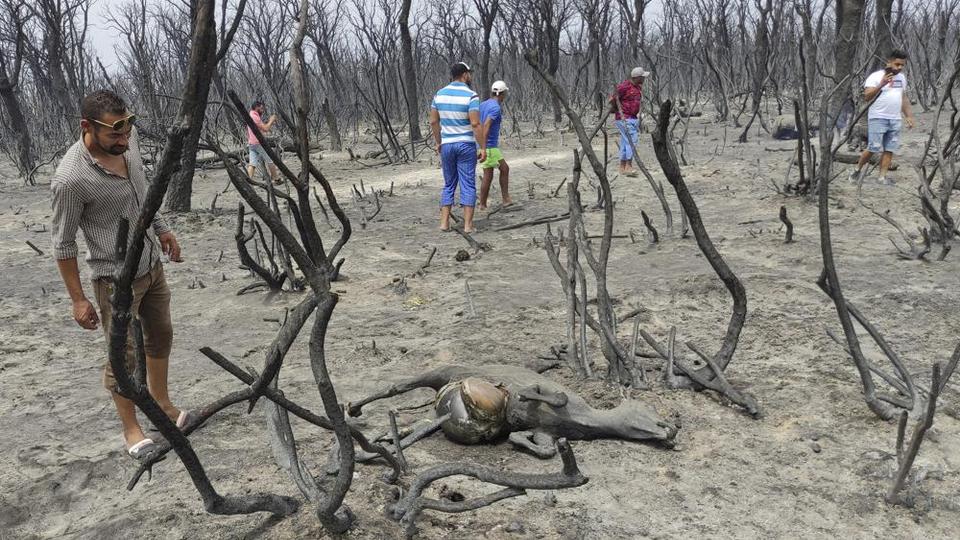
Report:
4,0,960,535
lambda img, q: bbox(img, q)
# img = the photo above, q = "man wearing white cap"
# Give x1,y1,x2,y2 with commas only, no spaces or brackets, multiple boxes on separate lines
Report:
478,80,511,210
610,67,650,177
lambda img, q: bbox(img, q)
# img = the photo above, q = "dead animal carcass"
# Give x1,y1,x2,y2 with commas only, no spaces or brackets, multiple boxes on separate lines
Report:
348,364,678,458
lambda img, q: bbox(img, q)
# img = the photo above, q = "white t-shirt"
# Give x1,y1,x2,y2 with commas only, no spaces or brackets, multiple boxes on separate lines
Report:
863,69,906,120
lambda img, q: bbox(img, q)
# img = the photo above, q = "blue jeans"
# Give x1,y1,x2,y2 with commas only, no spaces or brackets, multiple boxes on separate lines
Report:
867,118,902,153
248,144,272,167
616,119,640,161
440,142,477,207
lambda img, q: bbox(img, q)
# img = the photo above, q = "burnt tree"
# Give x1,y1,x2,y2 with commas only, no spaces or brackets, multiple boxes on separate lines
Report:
398,0,422,141
166,0,245,212
0,0,35,177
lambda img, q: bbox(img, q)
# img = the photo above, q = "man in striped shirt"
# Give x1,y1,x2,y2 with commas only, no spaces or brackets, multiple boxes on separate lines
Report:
50,90,187,459
429,62,486,233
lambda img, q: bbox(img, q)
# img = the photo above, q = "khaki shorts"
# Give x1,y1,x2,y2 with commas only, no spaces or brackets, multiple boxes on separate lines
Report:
92,263,173,392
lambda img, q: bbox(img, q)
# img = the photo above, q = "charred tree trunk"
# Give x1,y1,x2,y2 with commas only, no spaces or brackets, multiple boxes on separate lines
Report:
322,97,342,151
874,0,895,65
473,0,499,99
737,0,772,143
0,83,33,175
0,47,34,176
398,0,421,141
164,1,220,212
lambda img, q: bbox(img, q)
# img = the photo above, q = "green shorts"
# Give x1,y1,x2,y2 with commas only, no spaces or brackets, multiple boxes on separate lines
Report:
481,147,504,169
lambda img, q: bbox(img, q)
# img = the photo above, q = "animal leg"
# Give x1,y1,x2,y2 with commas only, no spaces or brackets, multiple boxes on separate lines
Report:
516,385,569,408
508,431,557,458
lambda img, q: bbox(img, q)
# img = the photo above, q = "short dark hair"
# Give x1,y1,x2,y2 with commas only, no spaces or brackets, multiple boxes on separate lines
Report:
251,99,264,110
450,62,472,79
81,90,127,122
889,49,908,60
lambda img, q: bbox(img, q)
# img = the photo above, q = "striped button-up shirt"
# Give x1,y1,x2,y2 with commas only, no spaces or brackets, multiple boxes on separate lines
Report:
431,82,480,145
50,129,170,280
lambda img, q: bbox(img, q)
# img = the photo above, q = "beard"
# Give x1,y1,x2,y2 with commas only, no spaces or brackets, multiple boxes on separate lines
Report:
94,135,127,155
104,143,128,156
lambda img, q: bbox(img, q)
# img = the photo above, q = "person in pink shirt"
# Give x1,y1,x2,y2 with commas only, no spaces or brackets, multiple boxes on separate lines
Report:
246,100,280,184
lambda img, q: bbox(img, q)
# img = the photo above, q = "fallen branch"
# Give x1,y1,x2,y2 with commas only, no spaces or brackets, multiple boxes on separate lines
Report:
25,240,44,256
389,438,588,538
861,201,929,260
494,212,570,232
834,152,898,170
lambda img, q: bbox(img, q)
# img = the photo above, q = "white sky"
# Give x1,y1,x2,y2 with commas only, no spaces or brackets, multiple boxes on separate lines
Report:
88,0,666,72
89,0,123,70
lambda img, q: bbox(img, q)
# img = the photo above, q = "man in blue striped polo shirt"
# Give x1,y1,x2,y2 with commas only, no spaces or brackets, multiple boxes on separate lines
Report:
429,62,487,233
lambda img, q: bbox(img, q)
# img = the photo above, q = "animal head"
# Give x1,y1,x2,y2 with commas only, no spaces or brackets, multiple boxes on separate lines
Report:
612,400,679,446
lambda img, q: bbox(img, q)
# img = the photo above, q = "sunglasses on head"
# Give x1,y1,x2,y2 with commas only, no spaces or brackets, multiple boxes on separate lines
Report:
89,113,137,131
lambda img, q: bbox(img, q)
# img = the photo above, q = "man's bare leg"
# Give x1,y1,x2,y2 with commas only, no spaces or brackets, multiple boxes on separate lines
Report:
440,205,452,231
879,151,893,178
463,205,476,233
479,167,494,210
146,355,180,421
850,150,874,183
113,392,147,447
499,160,512,205
269,163,281,184
246,165,257,179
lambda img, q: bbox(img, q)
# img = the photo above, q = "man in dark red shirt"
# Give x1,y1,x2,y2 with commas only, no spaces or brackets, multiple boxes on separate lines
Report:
610,67,649,177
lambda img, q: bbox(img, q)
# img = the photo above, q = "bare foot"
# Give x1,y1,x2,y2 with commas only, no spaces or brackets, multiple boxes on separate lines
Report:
502,197,513,206
123,426,148,448
478,204,487,211
161,404,181,423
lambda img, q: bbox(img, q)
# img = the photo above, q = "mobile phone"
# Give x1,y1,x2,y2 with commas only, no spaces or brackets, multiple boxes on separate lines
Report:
884,67,895,74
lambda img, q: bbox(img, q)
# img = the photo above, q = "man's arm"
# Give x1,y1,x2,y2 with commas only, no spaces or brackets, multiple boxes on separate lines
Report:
256,118,273,134
480,117,493,147
251,111,273,134
863,72,892,101
51,181,98,329
902,92,915,128
469,109,486,162
469,97,485,161
430,106,441,153
56,258,99,329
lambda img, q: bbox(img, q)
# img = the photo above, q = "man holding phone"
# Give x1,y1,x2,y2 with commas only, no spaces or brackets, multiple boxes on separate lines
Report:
849,49,916,186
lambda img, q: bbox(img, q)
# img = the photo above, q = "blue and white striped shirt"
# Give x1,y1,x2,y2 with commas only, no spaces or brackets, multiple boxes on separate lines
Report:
431,82,480,145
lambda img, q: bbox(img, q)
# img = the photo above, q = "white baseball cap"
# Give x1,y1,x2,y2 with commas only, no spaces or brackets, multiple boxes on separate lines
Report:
491,80,509,94
631,67,651,78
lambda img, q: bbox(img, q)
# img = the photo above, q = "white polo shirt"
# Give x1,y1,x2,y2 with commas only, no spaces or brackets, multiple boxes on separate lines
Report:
863,69,906,120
